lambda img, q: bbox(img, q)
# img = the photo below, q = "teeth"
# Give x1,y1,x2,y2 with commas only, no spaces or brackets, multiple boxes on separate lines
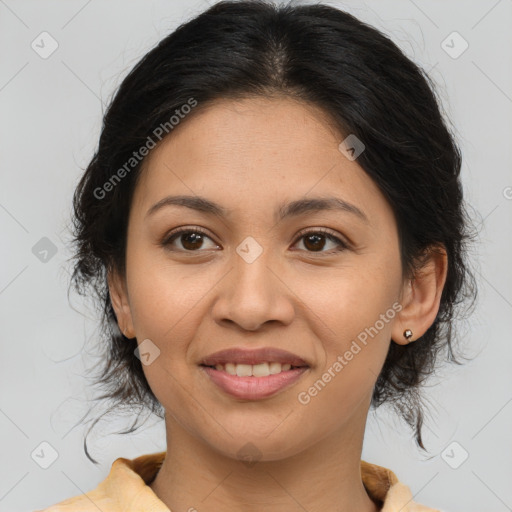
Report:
269,362,282,374
235,364,252,377
225,363,236,375
212,362,296,376
253,362,270,377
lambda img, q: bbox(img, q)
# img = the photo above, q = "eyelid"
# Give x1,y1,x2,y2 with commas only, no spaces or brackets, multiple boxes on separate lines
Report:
291,228,351,255
162,225,218,246
294,226,350,247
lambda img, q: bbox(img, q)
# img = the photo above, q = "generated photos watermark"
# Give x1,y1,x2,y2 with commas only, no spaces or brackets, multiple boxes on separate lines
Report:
297,301,403,405
93,97,198,200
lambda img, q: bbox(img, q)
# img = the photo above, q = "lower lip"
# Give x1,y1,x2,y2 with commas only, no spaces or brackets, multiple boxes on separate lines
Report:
201,366,308,400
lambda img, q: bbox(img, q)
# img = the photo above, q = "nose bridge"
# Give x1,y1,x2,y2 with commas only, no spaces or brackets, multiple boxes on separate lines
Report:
213,235,294,330
232,234,277,304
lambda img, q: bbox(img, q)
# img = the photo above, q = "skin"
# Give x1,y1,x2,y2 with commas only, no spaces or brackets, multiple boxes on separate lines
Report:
109,96,447,512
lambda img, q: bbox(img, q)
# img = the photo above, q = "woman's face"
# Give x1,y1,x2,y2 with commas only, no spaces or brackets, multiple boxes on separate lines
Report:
110,96,408,460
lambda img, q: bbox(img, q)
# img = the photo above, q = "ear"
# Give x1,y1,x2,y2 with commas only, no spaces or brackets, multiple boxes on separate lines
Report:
107,267,136,339
392,245,448,345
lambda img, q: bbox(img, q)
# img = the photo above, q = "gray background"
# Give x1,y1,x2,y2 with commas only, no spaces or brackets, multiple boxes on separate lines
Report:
1,1,511,511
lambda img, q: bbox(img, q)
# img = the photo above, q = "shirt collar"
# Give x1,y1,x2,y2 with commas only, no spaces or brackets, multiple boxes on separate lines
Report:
62,451,438,512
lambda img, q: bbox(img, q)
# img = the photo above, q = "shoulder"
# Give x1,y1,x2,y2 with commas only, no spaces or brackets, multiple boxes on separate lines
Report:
34,452,167,512
361,460,442,512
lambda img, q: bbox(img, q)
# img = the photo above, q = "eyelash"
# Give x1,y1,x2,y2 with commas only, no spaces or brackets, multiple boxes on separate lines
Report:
161,226,349,255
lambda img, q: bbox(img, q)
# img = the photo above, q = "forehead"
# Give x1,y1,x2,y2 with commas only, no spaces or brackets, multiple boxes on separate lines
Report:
146,96,343,171
131,96,392,226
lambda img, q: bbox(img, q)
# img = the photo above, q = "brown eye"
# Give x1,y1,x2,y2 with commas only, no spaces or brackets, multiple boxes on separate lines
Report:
162,228,219,252
161,226,348,255
303,233,326,251
293,229,348,254
178,232,205,250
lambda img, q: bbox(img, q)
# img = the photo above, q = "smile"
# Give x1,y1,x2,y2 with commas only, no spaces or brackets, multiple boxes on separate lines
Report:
200,364,309,400
206,361,303,376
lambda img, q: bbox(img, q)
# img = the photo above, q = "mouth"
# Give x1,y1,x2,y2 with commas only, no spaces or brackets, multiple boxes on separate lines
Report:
199,347,311,400
200,361,307,377
200,346,310,369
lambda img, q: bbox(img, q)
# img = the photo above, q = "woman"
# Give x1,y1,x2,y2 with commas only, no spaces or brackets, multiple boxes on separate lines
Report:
38,0,475,510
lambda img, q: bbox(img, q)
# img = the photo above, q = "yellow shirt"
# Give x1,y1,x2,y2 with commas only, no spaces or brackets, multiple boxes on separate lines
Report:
36,451,440,512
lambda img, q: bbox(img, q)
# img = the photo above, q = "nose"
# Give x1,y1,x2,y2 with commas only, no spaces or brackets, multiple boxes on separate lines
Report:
211,244,295,332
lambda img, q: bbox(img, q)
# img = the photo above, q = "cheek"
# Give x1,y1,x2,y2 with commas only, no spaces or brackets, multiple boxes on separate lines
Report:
125,246,212,340
123,253,214,401
292,259,401,349
292,275,399,438
288,260,401,422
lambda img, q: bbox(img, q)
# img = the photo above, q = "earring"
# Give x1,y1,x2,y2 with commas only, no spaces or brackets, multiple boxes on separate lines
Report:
403,329,414,342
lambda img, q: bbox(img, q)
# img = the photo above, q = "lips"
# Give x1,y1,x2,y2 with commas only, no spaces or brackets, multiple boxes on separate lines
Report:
201,365,308,400
200,347,309,367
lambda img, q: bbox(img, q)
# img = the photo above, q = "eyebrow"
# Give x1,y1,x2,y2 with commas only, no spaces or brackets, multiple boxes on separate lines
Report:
145,194,368,223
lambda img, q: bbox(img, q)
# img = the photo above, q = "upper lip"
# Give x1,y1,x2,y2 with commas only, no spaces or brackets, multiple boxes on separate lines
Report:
200,347,309,367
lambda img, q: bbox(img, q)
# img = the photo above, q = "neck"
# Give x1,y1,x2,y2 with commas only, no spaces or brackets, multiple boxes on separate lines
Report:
150,413,379,512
